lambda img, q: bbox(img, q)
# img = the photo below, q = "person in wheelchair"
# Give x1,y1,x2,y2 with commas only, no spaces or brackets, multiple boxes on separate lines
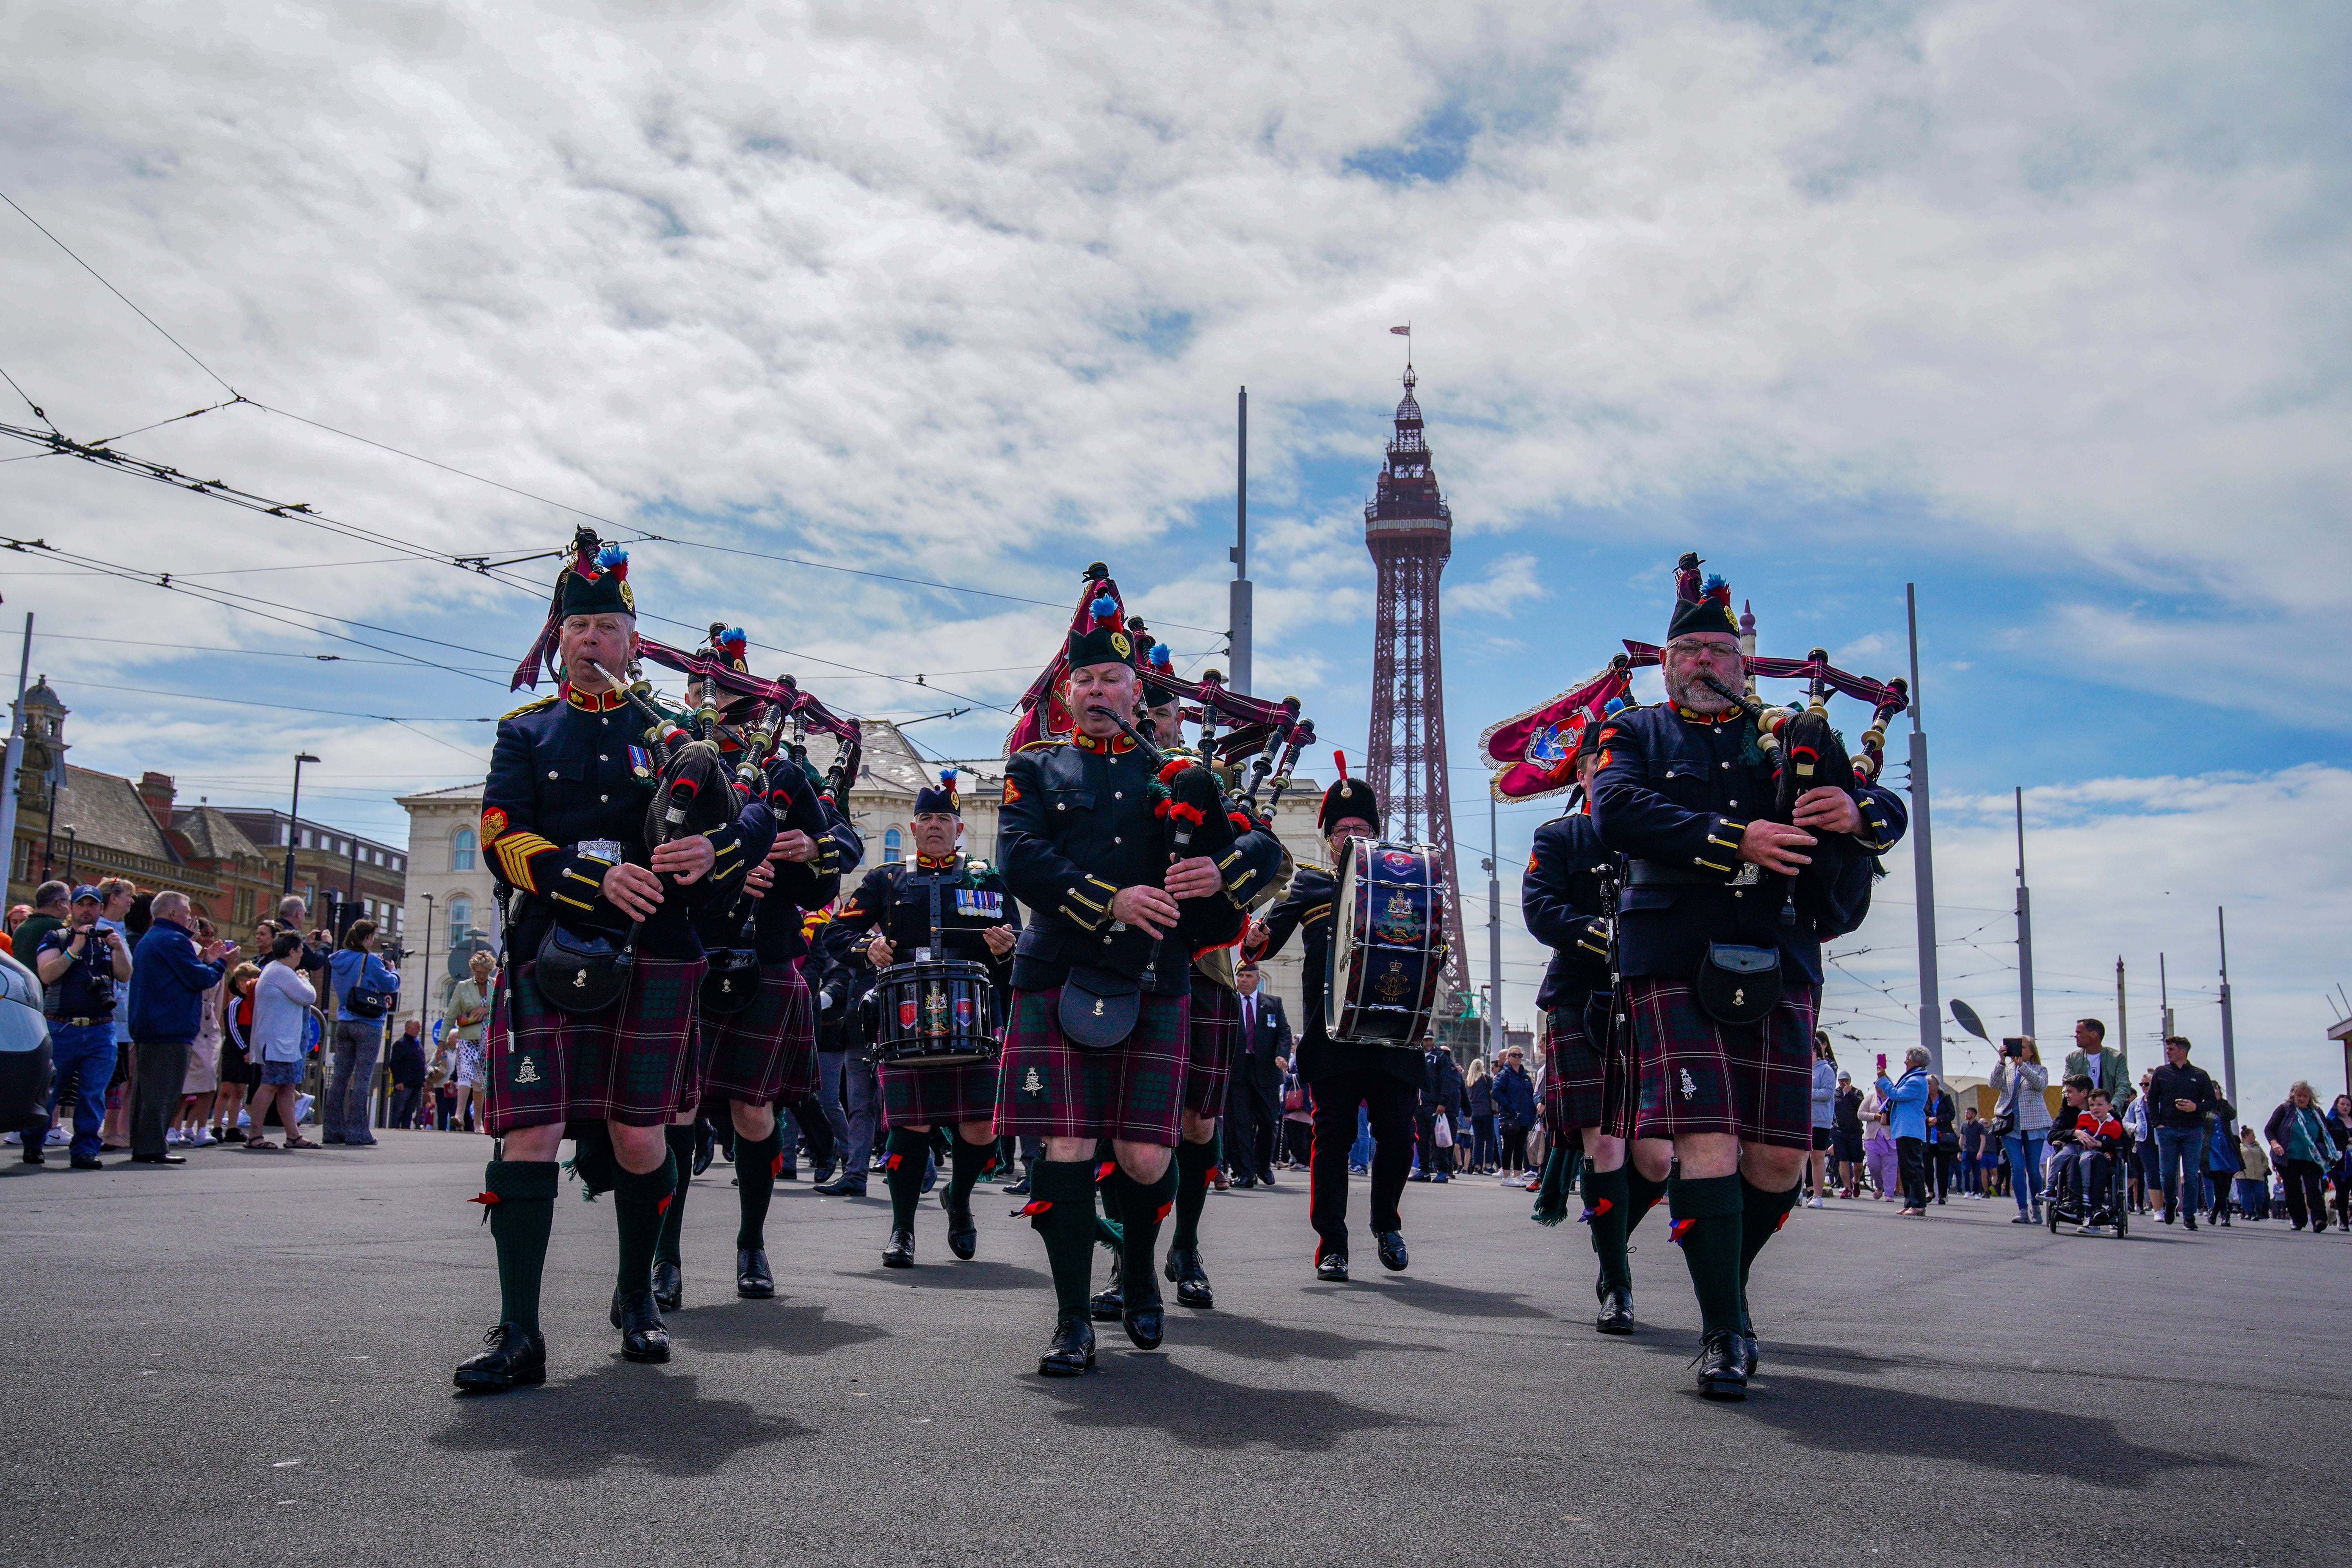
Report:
2047,1078,2129,1234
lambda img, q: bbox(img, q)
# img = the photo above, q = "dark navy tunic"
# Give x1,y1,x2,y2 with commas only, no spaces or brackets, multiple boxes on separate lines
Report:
1522,809,1613,1014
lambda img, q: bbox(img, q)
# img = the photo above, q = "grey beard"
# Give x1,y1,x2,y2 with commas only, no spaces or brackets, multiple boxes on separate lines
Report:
1663,668,1732,713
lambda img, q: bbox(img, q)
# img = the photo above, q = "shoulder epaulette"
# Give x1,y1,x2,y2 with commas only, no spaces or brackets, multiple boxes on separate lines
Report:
1014,738,1067,753
1297,860,1332,878
499,695,558,720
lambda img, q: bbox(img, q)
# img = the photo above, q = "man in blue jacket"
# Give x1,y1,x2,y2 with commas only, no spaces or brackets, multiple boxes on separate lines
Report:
125,892,234,1166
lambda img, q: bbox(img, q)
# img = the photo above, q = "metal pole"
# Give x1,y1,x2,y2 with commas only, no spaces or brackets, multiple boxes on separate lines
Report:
2216,907,2236,1107
283,753,319,895
1906,584,1941,1078
0,613,31,894
62,826,75,885
1487,789,1502,1062
2014,786,2034,1039
419,895,436,1038
2159,952,2173,1042
1228,385,1253,697
2115,957,2129,1089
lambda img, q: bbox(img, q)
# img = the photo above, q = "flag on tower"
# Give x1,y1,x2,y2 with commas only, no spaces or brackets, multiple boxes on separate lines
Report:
1389,324,1410,335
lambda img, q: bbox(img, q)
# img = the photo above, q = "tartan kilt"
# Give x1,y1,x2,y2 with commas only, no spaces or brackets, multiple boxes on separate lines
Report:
695,960,817,1109
485,956,707,1136
993,985,1189,1147
880,1054,999,1130
1542,1004,1610,1135
1181,974,1240,1120
1624,975,1820,1150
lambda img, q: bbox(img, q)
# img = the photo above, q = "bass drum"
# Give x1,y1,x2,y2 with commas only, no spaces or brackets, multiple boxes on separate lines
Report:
1327,837,1448,1048
874,958,1000,1067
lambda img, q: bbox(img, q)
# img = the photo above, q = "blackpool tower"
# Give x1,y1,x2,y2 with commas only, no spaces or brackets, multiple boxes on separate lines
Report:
1364,354,1469,992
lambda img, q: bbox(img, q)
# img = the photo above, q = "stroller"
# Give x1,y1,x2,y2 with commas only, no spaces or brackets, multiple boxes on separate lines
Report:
2044,1129,2133,1238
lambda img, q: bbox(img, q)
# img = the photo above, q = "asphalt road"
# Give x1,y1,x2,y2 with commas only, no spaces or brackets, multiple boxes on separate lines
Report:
3,1132,2340,1567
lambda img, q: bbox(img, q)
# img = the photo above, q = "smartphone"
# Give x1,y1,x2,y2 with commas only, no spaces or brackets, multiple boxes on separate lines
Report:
1876,1052,1887,1072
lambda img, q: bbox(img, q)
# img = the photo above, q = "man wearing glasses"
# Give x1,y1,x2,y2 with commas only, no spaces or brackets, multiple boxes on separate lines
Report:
1590,555,1905,1399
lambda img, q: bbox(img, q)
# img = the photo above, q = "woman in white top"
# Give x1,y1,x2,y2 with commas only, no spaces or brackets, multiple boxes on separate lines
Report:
1988,1036,2052,1224
246,932,320,1151
444,950,497,1134
175,918,229,1147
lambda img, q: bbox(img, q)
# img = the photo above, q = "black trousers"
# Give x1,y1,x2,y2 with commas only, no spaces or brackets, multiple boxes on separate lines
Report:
129,1040,190,1159
1308,1069,1416,1251
2281,1159,2328,1229
1931,1142,1957,1200
1224,1073,1277,1180
1896,1136,1928,1209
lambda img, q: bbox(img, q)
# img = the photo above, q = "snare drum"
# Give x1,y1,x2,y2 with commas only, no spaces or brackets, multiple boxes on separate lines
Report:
1327,838,1448,1048
874,957,1000,1067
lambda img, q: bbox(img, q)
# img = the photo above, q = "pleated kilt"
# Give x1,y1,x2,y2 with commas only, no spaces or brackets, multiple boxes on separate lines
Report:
485,956,707,1136
1181,973,1240,1120
1542,1002,1611,1135
993,985,1189,1147
880,1053,999,1130
695,960,817,1109
1624,975,1820,1150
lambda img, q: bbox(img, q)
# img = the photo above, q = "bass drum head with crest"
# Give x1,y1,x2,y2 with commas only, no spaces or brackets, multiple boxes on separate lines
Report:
1327,837,1447,1048
874,958,999,1067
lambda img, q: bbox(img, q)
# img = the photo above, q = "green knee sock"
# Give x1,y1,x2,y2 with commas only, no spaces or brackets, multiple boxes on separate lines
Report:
735,1125,784,1250
1624,1164,1670,1237
1027,1160,1100,1319
1584,1165,1633,1295
1534,1146,1573,1221
884,1127,928,1232
947,1136,988,1207
612,1151,678,1298
1114,1164,1178,1307
1737,1175,1803,1334
1171,1135,1218,1252
484,1159,558,1336
1668,1173,1745,1338
654,1125,696,1267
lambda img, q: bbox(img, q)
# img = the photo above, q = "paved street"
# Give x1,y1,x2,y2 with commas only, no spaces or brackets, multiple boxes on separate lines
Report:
3,1132,2339,1567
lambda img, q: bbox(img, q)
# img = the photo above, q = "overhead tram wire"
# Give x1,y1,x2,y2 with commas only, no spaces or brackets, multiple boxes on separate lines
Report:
0,190,237,396
29,629,503,671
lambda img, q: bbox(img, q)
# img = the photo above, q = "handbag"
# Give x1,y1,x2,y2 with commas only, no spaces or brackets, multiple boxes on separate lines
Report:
343,973,394,1019
1057,965,1141,1051
1691,943,1781,1027
535,922,635,1014
1987,1071,2019,1139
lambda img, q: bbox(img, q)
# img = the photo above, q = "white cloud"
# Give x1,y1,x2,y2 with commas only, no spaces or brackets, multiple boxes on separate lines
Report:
1446,551,1546,617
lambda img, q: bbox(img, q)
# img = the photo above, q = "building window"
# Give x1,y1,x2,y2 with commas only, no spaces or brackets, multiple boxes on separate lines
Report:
883,828,902,864
451,829,476,871
393,855,403,872
449,895,473,943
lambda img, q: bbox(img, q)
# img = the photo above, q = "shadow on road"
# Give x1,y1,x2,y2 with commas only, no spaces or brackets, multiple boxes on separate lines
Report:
851,1258,1052,1292
1358,1275,1553,1320
432,1361,811,1477
1172,1312,1445,1365
1739,1374,2232,1488
664,1298,892,1357
1026,1357,1409,1450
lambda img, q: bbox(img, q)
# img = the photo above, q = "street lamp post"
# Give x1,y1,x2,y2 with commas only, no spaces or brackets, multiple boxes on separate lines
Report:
282,753,320,896
419,893,436,1036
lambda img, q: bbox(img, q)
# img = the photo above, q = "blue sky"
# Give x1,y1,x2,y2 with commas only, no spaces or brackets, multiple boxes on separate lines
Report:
0,0,2344,1109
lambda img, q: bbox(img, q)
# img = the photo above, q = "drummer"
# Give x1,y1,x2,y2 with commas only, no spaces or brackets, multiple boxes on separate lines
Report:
832,771,1019,1267
1244,772,1422,1283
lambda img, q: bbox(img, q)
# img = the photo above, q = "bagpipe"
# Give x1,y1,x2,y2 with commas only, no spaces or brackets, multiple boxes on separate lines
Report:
1004,563,1319,822
633,637,865,809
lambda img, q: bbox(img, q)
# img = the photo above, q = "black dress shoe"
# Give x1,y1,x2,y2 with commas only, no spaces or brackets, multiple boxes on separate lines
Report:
942,1185,977,1261
454,1321,546,1392
1740,1334,1759,1379
736,1247,774,1298
1090,1258,1125,1321
1596,1287,1633,1334
608,1290,671,1364
21,1145,44,1165
1165,1245,1214,1309
1122,1276,1165,1350
882,1228,915,1268
1038,1312,1096,1377
1693,1331,1748,1400
1004,1175,1031,1196
127,1153,187,1165
1315,1250,1349,1283
70,1155,103,1171
1376,1230,1409,1272
1230,1175,1257,1190
813,1172,867,1197
651,1259,683,1312
1257,1171,1278,1187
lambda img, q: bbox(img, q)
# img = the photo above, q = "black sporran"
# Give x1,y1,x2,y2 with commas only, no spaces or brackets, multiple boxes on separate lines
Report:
1692,943,1781,1027
699,946,762,1016
535,923,635,1014
1058,965,1140,1051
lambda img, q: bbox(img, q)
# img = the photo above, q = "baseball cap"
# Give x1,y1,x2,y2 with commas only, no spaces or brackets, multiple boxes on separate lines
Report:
70,885,102,904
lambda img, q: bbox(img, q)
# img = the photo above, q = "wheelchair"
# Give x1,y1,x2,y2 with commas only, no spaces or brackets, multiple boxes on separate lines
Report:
2044,1141,2132,1237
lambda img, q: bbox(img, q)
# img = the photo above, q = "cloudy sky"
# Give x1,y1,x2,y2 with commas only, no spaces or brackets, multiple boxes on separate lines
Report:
1,0,2344,1107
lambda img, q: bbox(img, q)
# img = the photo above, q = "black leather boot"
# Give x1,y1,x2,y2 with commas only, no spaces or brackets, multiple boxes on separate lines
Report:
1595,1286,1633,1335
1693,1331,1747,1400
1376,1229,1409,1272
736,1247,774,1298
1165,1245,1214,1309
609,1290,671,1364
1315,1249,1349,1283
1038,1312,1096,1377
882,1228,915,1268
1121,1272,1165,1351
1089,1255,1125,1321
453,1321,546,1392
651,1259,683,1313
942,1184,978,1261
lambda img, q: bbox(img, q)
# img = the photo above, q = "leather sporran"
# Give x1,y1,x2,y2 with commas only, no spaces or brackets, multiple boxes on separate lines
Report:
1057,965,1140,1051
535,923,634,1014
699,947,761,1016
1691,943,1781,1027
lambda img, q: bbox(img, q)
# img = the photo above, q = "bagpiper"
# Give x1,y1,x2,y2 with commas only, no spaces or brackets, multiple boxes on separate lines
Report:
1590,557,1906,1398
458,538,753,1389
831,770,1020,1267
